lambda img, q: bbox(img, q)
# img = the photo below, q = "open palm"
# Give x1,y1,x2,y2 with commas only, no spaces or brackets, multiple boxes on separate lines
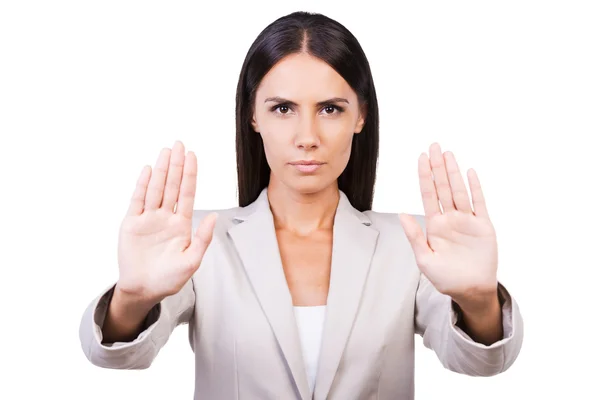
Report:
399,143,498,303
116,141,218,304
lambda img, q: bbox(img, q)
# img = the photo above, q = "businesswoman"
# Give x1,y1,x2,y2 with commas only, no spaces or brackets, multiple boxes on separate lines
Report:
79,11,524,400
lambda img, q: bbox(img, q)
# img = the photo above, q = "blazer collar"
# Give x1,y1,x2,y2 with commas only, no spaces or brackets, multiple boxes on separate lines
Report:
228,187,379,400
231,187,372,226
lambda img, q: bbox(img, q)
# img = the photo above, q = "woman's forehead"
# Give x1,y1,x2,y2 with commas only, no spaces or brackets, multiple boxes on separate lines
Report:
256,53,355,102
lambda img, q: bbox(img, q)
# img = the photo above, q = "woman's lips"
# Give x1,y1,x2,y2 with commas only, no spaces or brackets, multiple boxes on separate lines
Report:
289,161,325,173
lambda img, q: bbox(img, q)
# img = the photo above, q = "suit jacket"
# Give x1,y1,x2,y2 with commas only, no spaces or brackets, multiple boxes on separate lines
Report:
79,188,524,399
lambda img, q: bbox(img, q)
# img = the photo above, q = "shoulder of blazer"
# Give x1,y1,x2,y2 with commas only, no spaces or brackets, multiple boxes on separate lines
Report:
364,210,426,230
192,206,241,221
191,206,243,234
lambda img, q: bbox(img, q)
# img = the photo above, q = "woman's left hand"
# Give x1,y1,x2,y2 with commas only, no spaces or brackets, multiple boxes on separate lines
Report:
399,143,499,312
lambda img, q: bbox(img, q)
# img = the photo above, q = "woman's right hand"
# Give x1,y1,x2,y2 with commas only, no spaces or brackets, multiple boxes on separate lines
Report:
115,141,218,305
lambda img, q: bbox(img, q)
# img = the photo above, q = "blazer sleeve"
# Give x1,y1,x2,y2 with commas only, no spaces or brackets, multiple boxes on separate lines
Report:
78,277,195,370
414,273,524,376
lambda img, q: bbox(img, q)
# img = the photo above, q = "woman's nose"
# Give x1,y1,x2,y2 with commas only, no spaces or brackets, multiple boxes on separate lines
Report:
294,116,320,149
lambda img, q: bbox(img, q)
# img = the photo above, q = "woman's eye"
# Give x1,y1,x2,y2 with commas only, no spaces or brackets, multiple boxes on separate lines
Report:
322,105,343,115
271,104,291,114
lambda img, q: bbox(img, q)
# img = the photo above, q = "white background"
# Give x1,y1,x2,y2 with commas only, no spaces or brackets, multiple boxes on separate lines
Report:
1,1,599,399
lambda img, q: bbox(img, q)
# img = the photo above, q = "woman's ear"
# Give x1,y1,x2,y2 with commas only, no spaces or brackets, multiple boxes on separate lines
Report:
354,104,367,133
251,114,259,133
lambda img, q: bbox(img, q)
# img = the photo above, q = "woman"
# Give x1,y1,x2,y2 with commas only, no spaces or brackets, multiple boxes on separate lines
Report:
79,11,523,400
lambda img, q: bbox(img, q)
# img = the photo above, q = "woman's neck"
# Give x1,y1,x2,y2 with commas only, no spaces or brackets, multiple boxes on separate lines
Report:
266,179,339,236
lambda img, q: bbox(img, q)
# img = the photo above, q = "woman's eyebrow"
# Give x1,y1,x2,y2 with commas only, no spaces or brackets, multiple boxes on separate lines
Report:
264,96,350,107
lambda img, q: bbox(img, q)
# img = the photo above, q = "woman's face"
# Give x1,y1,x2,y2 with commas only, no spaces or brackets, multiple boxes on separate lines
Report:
251,52,366,195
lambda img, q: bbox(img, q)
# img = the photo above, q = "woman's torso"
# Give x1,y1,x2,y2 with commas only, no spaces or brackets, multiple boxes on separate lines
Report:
186,191,423,400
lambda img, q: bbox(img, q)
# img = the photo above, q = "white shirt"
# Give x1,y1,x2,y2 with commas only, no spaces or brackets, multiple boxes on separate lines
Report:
293,305,327,395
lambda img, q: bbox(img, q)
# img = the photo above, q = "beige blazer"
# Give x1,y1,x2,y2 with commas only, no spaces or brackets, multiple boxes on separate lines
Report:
79,188,524,400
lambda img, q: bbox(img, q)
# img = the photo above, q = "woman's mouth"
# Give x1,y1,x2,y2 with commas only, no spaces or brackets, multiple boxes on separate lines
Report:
289,160,325,173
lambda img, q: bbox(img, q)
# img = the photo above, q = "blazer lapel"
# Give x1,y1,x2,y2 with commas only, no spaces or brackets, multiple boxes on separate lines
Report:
227,188,311,400
313,192,379,400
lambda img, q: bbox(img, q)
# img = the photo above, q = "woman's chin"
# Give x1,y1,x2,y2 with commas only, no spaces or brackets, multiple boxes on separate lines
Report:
285,176,337,195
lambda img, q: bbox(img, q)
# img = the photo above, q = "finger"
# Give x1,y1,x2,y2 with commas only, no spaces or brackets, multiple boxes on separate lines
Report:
429,142,455,213
145,147,171,210
126,165,152,216
467,168,490,219
161,141,186,212
399,213,433,263
443,151,473,213
184,212,218,271
175,151,198,219
418,153,441,217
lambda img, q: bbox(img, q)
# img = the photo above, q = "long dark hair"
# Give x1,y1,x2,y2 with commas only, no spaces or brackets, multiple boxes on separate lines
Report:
235,11,379,211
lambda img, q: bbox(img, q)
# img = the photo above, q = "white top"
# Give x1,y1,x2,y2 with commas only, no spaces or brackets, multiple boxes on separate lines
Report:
293,305,327,395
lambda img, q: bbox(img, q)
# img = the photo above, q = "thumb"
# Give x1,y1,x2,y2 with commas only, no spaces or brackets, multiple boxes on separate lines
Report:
398,213,431,263
185,212,218,270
